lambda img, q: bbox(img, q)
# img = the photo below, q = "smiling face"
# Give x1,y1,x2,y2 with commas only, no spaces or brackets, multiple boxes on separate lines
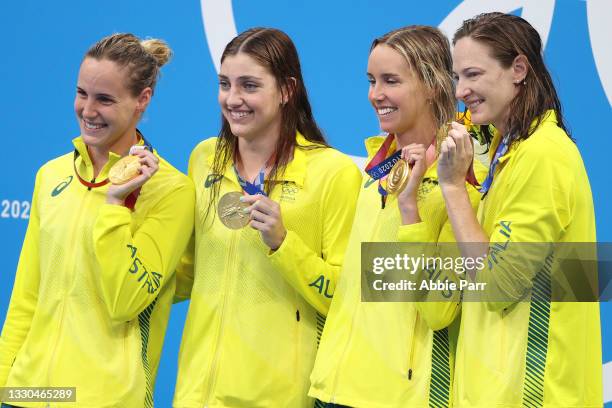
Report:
452,37,522,132
218,52,284,142
367,45,432,142
74,58,147,153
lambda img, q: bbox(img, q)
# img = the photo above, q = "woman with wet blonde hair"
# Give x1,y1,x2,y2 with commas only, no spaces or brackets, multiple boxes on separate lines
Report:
309,25,484,408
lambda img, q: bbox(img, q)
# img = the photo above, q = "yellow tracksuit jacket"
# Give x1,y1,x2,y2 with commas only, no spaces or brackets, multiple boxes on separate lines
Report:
173,133,362,408
0,136,195,407
308,135,485,408
453,111,603,407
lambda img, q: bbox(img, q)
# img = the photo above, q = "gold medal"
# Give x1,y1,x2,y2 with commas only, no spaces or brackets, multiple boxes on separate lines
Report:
109,155,141,185
218,192,250,229
386,159,410,194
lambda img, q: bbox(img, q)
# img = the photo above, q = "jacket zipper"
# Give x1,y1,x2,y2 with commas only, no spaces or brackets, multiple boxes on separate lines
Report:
203,231,238,407
330,215,384,404
294,291,301,384
408,312,419,380
46,188,93,386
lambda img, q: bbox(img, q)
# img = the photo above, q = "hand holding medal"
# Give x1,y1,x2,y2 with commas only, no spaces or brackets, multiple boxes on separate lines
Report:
438,121,475,190
394,143,428,224
240,194,287,251
106,146,159,205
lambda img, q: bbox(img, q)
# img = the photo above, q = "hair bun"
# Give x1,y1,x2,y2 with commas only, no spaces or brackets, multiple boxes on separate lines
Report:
140,38,172,67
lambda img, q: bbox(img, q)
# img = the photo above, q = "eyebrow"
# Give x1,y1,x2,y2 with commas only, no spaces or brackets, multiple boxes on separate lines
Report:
76,86,117,100
456,67,482,75
218,74,263,81
366,72,400,78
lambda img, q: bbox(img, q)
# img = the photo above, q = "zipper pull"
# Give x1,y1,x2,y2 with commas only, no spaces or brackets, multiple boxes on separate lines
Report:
408,368,413,380
296,309,300,322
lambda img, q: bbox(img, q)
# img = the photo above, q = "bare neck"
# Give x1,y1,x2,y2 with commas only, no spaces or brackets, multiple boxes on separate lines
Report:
394,125,438,167
88,130,138,178
236,134,279,181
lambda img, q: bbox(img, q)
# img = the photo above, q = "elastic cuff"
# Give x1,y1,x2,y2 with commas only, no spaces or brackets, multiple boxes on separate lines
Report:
267,229,297,261
397,221,435,242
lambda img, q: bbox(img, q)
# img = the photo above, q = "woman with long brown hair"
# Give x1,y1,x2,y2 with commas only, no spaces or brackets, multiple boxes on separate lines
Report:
438,12,602,407
173,28,361,407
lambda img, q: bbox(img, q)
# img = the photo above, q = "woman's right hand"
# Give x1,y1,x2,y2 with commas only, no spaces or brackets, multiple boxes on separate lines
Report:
106,149,159,206
438,121,474,191
397,143,427,224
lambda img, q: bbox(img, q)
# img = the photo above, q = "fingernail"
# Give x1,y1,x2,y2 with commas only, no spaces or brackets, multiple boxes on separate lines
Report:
242,208,250,214
239,196,246,202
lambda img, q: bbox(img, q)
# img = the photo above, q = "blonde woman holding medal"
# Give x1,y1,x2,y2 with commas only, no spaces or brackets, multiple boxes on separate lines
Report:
438,12,602,407
173,28,361,408
308,26,485,408
0,33,194,407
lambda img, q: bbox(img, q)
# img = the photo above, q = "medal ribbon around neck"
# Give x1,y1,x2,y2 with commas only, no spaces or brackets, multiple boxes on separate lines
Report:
479,134,510,196
72,130,153,210
233,165,267,196
364,134,402,205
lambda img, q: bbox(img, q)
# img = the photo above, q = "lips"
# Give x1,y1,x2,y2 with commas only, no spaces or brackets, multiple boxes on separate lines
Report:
82,119,107,130
228,110,252,120
376,107,398,116
465,99,483,111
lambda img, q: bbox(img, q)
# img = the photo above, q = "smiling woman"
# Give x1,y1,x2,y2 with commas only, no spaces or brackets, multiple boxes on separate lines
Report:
172,27,361,408
437,12,602,407
0,33,195,407
308,25,485,408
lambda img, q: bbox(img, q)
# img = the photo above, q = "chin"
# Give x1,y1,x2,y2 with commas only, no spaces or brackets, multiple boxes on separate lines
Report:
468,111,489,126
378,122,395,135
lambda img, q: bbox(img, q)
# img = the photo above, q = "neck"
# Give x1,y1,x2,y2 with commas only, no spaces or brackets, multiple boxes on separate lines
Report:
236,132,279,180
393,123,438,168
88,129,139,178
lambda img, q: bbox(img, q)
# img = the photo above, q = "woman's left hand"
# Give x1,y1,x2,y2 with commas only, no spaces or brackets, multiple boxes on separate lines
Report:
241,194,287,250
106,148,159,205
438,121,473,189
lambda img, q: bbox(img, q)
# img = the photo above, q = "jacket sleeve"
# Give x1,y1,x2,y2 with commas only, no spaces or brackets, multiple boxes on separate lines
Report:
174,232,195,303
397,179,483,331
476,141,573,311
0,171,42,386
92,178,195,322
268,161,362,315
174,146,200,303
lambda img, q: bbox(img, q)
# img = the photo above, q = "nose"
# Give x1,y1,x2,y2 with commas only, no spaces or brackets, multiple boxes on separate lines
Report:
368,82,385,103
225,86,243,108
455,78,470,101
78,97,97,119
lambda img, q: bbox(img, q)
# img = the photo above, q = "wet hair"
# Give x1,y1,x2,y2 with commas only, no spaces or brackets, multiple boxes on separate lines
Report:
453,12,569,145
371,25,456,143
85,33,172,96
204,27,327,224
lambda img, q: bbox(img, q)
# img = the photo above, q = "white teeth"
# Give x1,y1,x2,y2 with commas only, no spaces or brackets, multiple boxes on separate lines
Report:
377,107,397,116
84,120,104,130
230,111,251,119
467,100,483,109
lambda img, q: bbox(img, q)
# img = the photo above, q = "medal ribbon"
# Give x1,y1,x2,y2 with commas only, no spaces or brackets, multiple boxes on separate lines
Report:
233,165,267,196
479,134,510,195
73,130,153,210
364,134,402,208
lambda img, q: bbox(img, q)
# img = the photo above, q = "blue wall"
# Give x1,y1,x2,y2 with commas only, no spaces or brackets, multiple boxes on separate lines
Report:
1,1,610,406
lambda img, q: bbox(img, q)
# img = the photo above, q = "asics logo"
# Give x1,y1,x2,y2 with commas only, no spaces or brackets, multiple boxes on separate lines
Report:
51,176,73,197
204,173,223,188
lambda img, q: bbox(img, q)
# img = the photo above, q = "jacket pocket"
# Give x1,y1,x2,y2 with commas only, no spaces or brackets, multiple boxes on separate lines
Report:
407,312,419,380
